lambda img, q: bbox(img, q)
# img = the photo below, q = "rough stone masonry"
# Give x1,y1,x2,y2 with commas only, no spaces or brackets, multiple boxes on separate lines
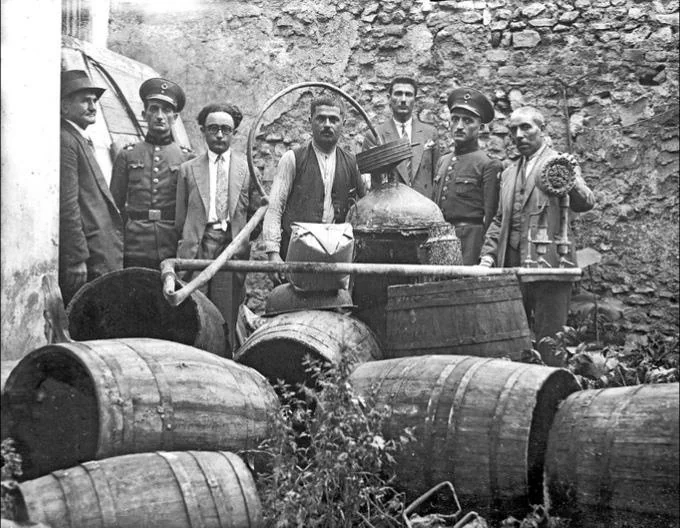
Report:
109,0,679,338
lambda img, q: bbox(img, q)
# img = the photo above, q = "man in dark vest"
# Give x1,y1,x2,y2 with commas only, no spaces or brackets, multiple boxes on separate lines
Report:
110,77,194,270
263,94,367,283
433,87,502,265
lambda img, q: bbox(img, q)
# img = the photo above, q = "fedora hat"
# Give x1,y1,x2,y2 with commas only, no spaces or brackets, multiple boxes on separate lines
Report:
61,70,106,100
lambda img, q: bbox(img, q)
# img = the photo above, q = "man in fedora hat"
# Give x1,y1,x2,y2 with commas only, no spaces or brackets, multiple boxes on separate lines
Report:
60,69,123,304
362,76,440,198
110,77,194,270
433,87,502,265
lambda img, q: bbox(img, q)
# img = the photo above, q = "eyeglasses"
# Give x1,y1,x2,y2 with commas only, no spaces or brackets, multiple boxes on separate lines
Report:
205,125,234,135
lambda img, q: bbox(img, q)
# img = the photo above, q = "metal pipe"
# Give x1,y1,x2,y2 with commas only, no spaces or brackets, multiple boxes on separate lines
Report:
162,256,581,283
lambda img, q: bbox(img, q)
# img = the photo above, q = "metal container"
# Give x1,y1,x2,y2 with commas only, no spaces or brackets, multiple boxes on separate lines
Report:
346,174,446,345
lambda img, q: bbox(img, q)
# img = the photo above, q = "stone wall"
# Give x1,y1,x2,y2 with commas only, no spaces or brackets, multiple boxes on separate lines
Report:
108,0,679,336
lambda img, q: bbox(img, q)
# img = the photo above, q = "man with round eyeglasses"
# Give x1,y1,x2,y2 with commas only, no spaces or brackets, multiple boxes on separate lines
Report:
110,77,194,270
175,102,263,354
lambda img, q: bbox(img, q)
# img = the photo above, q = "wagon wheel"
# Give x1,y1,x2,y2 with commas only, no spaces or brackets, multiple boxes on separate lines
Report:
245,81,380,198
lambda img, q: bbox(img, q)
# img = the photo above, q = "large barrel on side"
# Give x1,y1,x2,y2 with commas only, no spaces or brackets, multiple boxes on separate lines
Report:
234,310,382,387
349,355,580,515
544,383,679,527
4,338,278,479
20,451,262,528
385,276,532,360
67,267,228,357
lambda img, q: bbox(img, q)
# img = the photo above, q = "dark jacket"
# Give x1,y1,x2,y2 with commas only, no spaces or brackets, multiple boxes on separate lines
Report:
59,119,123,278
362,117,439,198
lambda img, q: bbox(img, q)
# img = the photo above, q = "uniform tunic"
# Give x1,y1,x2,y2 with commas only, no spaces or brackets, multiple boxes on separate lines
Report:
110,135,193,268
434,140,502,265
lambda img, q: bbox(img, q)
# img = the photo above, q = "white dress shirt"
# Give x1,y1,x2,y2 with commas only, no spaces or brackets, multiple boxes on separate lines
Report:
207,148,231,225
394,117,413,143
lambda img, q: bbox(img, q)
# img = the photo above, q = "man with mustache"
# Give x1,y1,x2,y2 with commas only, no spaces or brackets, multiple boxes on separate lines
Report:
433,87,502,265
362,76,439,198
175,102,262,354
59,70,123,304
110,78,194,270
263,94,367,284
479,106,595,343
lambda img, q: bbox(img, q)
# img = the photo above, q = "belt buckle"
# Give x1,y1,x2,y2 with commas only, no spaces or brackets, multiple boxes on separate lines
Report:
148,209,161,221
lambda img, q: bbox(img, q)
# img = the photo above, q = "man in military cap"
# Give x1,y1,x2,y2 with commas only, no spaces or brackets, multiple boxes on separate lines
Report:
110,77,194,269
60,69,123,304
433,87,502,265
362,76,439,197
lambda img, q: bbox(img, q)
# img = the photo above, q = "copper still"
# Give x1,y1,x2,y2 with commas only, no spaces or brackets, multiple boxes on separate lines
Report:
348,139,448,344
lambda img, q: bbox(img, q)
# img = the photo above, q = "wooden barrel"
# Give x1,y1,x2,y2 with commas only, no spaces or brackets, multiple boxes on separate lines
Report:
1,360,19,440
234,310,382,387
4,338,278,479
385,275,532,360
349,355,580,514
544,383,679,527
66,267,228,357
20,450,262,528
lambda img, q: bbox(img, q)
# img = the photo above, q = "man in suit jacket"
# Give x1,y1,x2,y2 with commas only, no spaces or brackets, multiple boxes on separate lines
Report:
175,102,261,354
362,76,439,198
59,70,123,304
479,106,595,345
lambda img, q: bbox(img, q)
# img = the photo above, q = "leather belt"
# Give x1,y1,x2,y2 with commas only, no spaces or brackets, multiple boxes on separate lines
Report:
127,207,174,221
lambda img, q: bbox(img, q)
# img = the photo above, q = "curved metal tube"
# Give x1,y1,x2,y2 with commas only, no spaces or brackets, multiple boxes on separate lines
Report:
246,81,380,188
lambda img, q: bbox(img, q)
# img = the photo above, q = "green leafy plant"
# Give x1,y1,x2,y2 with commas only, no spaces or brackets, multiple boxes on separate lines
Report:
1,437,27,522
252,353,414,528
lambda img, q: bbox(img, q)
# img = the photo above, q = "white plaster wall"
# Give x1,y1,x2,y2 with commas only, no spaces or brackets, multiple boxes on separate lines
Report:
1,0,61,360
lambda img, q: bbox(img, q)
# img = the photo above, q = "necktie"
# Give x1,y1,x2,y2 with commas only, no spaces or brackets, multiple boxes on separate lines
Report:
215,155,229,222
86,137,96,152
401,123,413,181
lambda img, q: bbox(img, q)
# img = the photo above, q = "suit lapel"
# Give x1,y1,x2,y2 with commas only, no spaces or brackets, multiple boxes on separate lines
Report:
228,153,245,219
66,123,118,211
521,145,552,210
410,118,426,176
193,153,211,216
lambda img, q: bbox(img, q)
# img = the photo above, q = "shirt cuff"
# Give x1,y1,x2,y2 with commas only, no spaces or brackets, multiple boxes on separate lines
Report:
479,255,495,267
263,241,281,254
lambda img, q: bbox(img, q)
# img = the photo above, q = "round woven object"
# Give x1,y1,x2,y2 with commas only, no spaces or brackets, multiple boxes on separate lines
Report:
356,138,413,174
537,154,578,197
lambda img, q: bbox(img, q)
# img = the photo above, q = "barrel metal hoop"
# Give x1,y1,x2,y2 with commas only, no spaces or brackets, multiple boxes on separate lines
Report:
51,469,77,528
79,342,131,456
488,366,526,506
221,363,255,449
446,358,491,491
217,451,256,528
82,460,119,527
598,385,645,521
128,343,175,450
423,361,460,487
188,451,234,528
157,451,207,528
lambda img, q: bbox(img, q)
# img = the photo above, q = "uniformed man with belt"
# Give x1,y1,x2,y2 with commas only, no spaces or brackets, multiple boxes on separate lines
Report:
110,77,194,269
433,88,502,265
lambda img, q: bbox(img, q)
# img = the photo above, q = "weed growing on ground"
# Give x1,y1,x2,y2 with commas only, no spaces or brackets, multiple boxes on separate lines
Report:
253,353,414,528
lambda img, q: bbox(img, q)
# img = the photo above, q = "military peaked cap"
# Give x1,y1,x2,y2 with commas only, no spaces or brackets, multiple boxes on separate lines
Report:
61,70,106,100
447,87,495,124
139,77,186,112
